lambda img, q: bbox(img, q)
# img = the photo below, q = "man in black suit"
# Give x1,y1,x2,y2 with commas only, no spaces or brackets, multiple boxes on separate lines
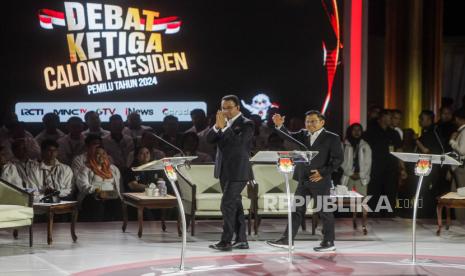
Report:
266,110,343,252
207,95,254,251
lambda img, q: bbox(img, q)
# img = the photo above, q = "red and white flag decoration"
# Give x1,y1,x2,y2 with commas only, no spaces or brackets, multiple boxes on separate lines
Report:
38,8,182,34
38,9,66,29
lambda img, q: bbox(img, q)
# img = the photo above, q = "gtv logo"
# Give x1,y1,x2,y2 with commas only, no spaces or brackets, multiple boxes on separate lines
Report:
95,108,116,116
21,109,44,116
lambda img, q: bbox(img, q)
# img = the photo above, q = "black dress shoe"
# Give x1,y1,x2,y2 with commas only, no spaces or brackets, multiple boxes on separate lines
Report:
313,241,336,252
266,237,294,249
209,241,232,251
232,241,249,249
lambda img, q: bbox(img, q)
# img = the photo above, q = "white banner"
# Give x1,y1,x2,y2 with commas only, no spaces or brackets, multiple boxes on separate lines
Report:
16,102,207,123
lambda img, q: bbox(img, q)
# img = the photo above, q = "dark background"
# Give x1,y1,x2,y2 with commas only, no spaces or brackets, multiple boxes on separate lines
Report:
1,0,343,134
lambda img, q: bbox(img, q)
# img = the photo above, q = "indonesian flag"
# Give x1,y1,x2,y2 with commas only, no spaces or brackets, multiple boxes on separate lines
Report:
38,8,182,34
38,9,66,29
140,16,182,34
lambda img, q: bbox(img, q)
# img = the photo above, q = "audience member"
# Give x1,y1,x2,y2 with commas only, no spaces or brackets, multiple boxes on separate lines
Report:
83,111,110,137
57,117,86,165
341,123,372,195
102,115,134,171
35,113,64,145
76,146,121,221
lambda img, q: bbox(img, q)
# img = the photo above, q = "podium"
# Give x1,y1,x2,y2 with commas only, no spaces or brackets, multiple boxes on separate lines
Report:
251,151,318,263
132,156,197,271
391,152,461,264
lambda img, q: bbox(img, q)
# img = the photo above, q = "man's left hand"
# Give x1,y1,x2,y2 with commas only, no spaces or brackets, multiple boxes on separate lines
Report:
309,170,323,182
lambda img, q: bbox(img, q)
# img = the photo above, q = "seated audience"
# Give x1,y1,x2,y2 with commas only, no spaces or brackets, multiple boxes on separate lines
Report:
0,145,22,188
35,113,65,145
122,112,152,147
127,131,165,167
10,139,37,189
176,132,212,163
57,116,86,165
102,115,134,171
83,111,110,137
160,115,183,157
76,146,121,221
126,147,158,192
27,140,73,199
1,122,41,161
71,134,105,174
185,109,215,158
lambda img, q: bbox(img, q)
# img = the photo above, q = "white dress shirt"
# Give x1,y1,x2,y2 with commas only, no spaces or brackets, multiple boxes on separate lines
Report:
1,162,22,188
57,134,86,165
309,128,325,146
26,160,73,197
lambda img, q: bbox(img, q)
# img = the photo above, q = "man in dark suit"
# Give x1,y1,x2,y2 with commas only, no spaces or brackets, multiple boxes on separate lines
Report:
207,95,254,251
266,110,343,252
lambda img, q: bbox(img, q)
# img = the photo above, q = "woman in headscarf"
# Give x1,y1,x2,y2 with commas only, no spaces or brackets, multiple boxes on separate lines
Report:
76,146,121,221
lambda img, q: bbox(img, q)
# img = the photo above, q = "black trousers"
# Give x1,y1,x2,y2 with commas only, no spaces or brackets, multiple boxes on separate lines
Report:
368,168,398,217
220,180,247,243
283,181,335,243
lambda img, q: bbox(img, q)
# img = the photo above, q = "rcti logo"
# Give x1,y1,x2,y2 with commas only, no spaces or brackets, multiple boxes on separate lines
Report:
21,109,44,116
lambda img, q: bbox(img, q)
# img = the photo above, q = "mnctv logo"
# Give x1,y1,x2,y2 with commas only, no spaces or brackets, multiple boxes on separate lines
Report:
21,109,44,116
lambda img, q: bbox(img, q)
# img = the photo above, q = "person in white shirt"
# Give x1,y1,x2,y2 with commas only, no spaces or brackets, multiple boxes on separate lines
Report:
1,122,41,161
122,112,152,147
75,146,121,221
27,140,73,199
10,139,37,189
0,145,22,188
391,109,404,141
71,134,105,175
340,123,372,195
57,116,86,165
449,109,465,220
35,113,65,145
82,111,110,138
185,109,215,159
102,115,134,171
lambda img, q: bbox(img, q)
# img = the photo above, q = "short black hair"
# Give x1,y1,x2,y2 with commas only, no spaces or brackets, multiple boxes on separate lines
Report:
190,109,206,117
305,110,326,121
419,110,435,121
84,134,102,145
84,111,98,122
221,95,240,107
378,109,391,118
163,115,179,123
41,139,59,151
67,116,83,124
42,113,60,123
109,114,123,123
454,108,465,120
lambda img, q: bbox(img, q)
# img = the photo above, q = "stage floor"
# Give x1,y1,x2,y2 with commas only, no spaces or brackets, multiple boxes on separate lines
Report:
1,218,465,275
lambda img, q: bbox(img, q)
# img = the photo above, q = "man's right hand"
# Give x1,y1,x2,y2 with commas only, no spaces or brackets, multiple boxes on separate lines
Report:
272,114,285,128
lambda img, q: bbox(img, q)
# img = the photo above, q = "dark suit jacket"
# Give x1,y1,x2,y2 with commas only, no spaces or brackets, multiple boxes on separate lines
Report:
276,127,343,188
207,114,254,183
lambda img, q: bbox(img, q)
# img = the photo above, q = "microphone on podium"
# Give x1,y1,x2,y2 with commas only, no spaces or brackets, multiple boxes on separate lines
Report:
275,126,309,151
152,133,186,157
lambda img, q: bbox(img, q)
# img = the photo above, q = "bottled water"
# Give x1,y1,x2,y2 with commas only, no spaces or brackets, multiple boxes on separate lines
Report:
157,178,167,196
